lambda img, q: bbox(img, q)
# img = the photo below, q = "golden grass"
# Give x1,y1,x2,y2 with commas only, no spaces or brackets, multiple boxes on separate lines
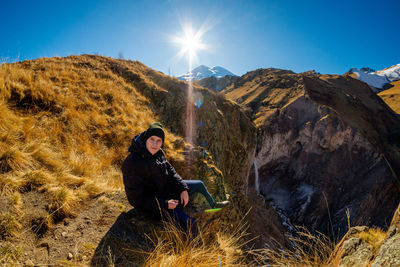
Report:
0,213,22,240
0,55,187,237
354,228,386,252
252,227,333,267
142,217,248,267
46,186,78,221
20,170,51,191
0,242,22,266
379,80,400,114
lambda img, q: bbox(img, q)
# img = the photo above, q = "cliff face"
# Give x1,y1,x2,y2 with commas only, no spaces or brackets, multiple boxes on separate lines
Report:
222,69,400,237
197,75,239,92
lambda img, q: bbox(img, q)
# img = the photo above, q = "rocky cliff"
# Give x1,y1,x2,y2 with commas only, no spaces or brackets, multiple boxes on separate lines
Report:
197,75,239,92
222,69,400,239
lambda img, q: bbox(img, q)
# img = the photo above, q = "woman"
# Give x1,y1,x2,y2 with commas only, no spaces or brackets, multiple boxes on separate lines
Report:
122,122,228,236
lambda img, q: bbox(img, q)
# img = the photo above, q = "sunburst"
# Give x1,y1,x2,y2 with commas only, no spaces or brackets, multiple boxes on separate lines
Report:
171,24,208,73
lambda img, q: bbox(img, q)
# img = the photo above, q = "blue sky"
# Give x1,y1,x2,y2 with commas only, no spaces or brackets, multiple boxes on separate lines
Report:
1,0,399,76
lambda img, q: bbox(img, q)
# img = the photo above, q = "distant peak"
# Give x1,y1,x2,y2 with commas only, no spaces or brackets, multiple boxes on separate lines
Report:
177,65,236,81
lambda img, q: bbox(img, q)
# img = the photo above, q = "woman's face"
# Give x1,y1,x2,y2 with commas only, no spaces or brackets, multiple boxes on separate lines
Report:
146,135,163,155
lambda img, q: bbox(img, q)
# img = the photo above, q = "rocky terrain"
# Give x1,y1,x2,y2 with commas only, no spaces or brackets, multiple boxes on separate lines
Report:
222,69,400,240
197,75,239,92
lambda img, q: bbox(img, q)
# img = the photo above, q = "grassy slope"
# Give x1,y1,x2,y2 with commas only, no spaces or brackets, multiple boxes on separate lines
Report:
222,68,303,127
0,55,186,213
379,80,400,114
0,55,254,266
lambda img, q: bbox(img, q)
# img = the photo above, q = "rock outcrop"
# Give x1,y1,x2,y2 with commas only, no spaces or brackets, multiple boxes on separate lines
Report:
222,69,400,238
197,75,239,92
332,203,400,267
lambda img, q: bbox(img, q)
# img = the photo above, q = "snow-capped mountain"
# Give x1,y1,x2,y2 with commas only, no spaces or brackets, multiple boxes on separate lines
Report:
376,64,400,82
349,63,400,91
177,65,236,81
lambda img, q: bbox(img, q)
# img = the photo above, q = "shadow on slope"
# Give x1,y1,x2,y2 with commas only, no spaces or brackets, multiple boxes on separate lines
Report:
91,209,160,266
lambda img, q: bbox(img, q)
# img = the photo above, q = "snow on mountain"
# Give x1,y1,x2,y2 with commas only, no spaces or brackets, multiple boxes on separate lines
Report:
376,64,400,82
349,63,400,91
350,68,390,91
177,65,236,81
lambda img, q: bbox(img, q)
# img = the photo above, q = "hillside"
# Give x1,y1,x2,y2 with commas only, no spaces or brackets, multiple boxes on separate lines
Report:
0,55,285,265
378,80,400,114
221,69,400,240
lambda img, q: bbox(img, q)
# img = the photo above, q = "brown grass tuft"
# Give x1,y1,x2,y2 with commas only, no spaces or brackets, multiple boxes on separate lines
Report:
354,228,386,252
0,213,22,240
142,217,248,267
0,242,22,266
252,227,333,267
20,170,51,192
46,187,78,221
0,147,34,173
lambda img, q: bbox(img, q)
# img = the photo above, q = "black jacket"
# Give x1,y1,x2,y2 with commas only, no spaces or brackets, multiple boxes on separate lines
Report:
121,132,188,216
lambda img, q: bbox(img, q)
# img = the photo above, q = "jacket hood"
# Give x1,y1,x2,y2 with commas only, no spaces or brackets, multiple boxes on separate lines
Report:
128,131,164,158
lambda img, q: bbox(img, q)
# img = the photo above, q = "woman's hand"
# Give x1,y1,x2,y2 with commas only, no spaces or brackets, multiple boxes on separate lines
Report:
168,199,179,209
180,190,189,207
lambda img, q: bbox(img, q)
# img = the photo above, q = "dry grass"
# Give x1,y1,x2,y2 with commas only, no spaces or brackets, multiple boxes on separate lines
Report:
354,228,386,252
0,242,22,266
0,213,22,240
0,55,187,238
379,80,400,114
252,227,333,267
142,217,248,267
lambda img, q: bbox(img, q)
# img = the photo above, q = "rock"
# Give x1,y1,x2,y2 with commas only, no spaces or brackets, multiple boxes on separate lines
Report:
347,226,368,236
338,237,374,267
371,227,400,267
61,231,67,237
67,252,73,260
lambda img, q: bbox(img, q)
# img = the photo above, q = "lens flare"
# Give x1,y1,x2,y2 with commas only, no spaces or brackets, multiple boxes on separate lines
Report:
192,92,204,108
170,23,210,147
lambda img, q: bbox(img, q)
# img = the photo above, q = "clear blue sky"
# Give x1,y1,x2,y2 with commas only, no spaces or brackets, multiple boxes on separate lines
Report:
1,0,399,76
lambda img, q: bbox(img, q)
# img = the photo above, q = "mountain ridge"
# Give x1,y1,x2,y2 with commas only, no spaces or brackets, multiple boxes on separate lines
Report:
177,65,236,81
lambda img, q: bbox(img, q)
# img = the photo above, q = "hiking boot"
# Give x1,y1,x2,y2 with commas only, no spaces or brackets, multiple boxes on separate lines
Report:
213,200,230,208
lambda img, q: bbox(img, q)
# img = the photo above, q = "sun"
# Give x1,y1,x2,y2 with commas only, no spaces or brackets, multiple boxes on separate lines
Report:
171,24,208,67
176,26,204,58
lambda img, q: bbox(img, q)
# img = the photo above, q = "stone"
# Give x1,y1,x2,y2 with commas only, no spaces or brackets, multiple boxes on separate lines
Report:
338,237,374,267
371,228,400,267
61,231,67,237
67,253,73,260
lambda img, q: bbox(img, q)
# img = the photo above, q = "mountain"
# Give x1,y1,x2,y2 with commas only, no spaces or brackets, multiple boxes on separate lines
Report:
348,63,400,91
222,68,400,239
378,80,400,113
197,75,239,92
2,55,400,265
376,63,400,82
177,65,236,81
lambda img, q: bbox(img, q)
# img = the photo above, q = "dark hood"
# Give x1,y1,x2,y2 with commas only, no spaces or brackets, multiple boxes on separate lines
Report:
128,131,164,158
